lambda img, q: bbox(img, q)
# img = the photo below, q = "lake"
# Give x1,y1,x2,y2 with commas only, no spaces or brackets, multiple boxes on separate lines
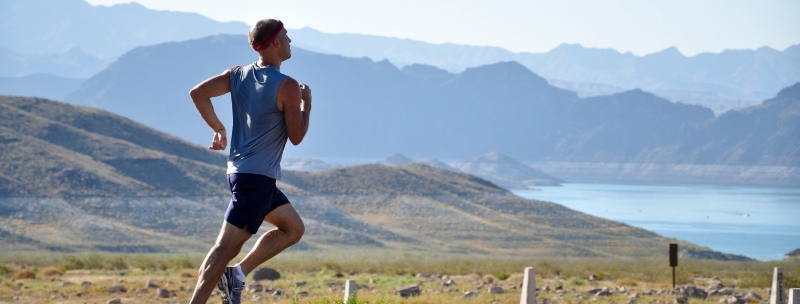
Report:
512,183,800,261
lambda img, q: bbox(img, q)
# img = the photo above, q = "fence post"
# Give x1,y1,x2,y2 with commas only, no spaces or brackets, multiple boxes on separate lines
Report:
788,288,799,304
344,279,356,303
520,267,536,304
771,267,784,304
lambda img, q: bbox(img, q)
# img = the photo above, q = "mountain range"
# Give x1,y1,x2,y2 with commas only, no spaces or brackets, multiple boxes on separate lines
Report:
0,95,685,257
291,27,800,112
57,34,799,186
2,0,798,115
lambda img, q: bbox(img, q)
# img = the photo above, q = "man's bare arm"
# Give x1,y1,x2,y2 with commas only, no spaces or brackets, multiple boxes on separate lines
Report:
278,77,312,145
189,68,233,150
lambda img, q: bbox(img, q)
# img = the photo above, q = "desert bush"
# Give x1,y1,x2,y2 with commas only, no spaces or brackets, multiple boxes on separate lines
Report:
42,267,64,277
0,264,11,276
62,256,86,270
15,269,36,279
568,276,584,286
107,256,127,270
496,271,511,280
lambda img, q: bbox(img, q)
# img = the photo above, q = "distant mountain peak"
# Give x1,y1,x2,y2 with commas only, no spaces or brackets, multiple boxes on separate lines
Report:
773,82,800,100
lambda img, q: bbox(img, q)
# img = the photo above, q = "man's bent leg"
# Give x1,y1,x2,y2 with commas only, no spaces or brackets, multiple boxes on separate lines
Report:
238,204,305,276
189,222,252,304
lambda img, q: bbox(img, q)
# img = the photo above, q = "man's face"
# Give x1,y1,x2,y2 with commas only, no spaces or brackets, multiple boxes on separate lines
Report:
278,28,291,60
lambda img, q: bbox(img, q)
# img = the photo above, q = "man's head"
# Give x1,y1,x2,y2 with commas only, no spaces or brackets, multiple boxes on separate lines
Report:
249,19,291,60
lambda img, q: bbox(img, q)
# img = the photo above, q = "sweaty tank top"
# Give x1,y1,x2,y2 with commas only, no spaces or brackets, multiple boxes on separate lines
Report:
226,63,289,179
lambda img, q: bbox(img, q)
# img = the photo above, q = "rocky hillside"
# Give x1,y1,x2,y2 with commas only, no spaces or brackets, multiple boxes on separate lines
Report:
0,96,685,256
0,96,228,197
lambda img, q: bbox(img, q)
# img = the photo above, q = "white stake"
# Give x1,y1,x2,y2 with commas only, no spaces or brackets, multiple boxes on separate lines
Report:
788,288,799,304
771,267,785,304
344,279,356,303
520,267,536,304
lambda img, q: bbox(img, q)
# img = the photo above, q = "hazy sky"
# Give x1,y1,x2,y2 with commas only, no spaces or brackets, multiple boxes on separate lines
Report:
84,0,800,56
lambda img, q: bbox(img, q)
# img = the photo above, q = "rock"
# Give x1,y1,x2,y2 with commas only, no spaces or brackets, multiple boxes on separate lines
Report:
587,288,602,294
741,291,762,301
108,285,127,293
721,296,744,304
137,288,149,293
589,274,599,281
544,285,551,292
629,293,639,299
296,291,308,297
252,267,281,281
59,281,72,286
488,286,504,294
271,289,284,296
334,272,344,278
251,295,263,301
107,299,121,304
395,285,421,298
619,286,627,293
463,291,477,298
246,281,263,293
81,281,92,287
146,279,159,289
442,279,456,287
675,297,689,304
677,286,708,299
157,288,171,298
295,280,307,287
717,288,735,296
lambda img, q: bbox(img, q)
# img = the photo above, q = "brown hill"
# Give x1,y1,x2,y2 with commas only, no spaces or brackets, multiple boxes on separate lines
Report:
0,95,227,197
0,96,684,256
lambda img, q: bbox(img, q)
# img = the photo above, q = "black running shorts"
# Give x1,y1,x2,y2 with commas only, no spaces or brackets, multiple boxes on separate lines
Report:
224,173,290,234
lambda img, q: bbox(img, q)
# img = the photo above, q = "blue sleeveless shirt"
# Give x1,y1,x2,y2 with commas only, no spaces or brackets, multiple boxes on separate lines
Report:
227,63,289,179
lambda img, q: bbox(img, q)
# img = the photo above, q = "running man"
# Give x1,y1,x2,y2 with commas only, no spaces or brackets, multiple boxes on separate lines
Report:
188,19,311,304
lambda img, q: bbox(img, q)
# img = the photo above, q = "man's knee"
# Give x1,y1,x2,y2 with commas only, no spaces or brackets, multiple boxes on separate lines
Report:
286,218,305,244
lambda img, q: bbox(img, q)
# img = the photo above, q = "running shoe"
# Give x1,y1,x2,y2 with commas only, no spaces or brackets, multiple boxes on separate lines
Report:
217,266,243,304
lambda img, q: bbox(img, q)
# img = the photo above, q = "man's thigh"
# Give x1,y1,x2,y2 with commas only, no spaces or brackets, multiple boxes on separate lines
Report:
264,204,303,232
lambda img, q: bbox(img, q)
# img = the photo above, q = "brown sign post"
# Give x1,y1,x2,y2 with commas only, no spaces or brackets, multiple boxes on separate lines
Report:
669,243,678,289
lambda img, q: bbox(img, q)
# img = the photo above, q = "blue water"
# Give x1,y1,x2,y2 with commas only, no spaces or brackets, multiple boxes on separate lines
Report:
512,183,800,261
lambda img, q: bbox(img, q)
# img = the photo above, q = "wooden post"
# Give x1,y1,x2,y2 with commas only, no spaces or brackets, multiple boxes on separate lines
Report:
520,267,536,304
344,279,356,303
771,267,784,304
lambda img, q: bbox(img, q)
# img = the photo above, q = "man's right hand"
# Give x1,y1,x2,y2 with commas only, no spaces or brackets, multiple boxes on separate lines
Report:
210,129,227,150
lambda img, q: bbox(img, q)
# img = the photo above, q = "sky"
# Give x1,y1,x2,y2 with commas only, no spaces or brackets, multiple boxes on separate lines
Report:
85,0,800,56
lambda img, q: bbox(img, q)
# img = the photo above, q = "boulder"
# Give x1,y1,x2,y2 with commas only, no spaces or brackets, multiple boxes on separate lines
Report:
108,285,127,293
106,299,121,304
488,286,504,294
252,267,280,281
395,285,421,298
463,291,477,298
741,291,762,301
157,288,171,298
145,279,159,289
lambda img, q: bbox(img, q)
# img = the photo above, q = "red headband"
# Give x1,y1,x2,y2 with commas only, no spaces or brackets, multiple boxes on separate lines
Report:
251,20,284,51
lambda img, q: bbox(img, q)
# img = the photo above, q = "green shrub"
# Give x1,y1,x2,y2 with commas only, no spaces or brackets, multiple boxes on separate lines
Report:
0,264,11,276
496,271,511,280
108,256,127,270
568,276,584,286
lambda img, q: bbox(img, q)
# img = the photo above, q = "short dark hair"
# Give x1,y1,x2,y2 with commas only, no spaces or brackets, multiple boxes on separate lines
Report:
249,19,281,45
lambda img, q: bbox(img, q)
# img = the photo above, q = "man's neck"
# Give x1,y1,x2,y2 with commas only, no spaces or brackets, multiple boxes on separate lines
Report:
257,57,281,70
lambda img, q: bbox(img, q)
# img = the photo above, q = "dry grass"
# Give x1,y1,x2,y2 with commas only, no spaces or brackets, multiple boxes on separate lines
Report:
14,269,36,279
41,267,64,277
0,252,797,303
